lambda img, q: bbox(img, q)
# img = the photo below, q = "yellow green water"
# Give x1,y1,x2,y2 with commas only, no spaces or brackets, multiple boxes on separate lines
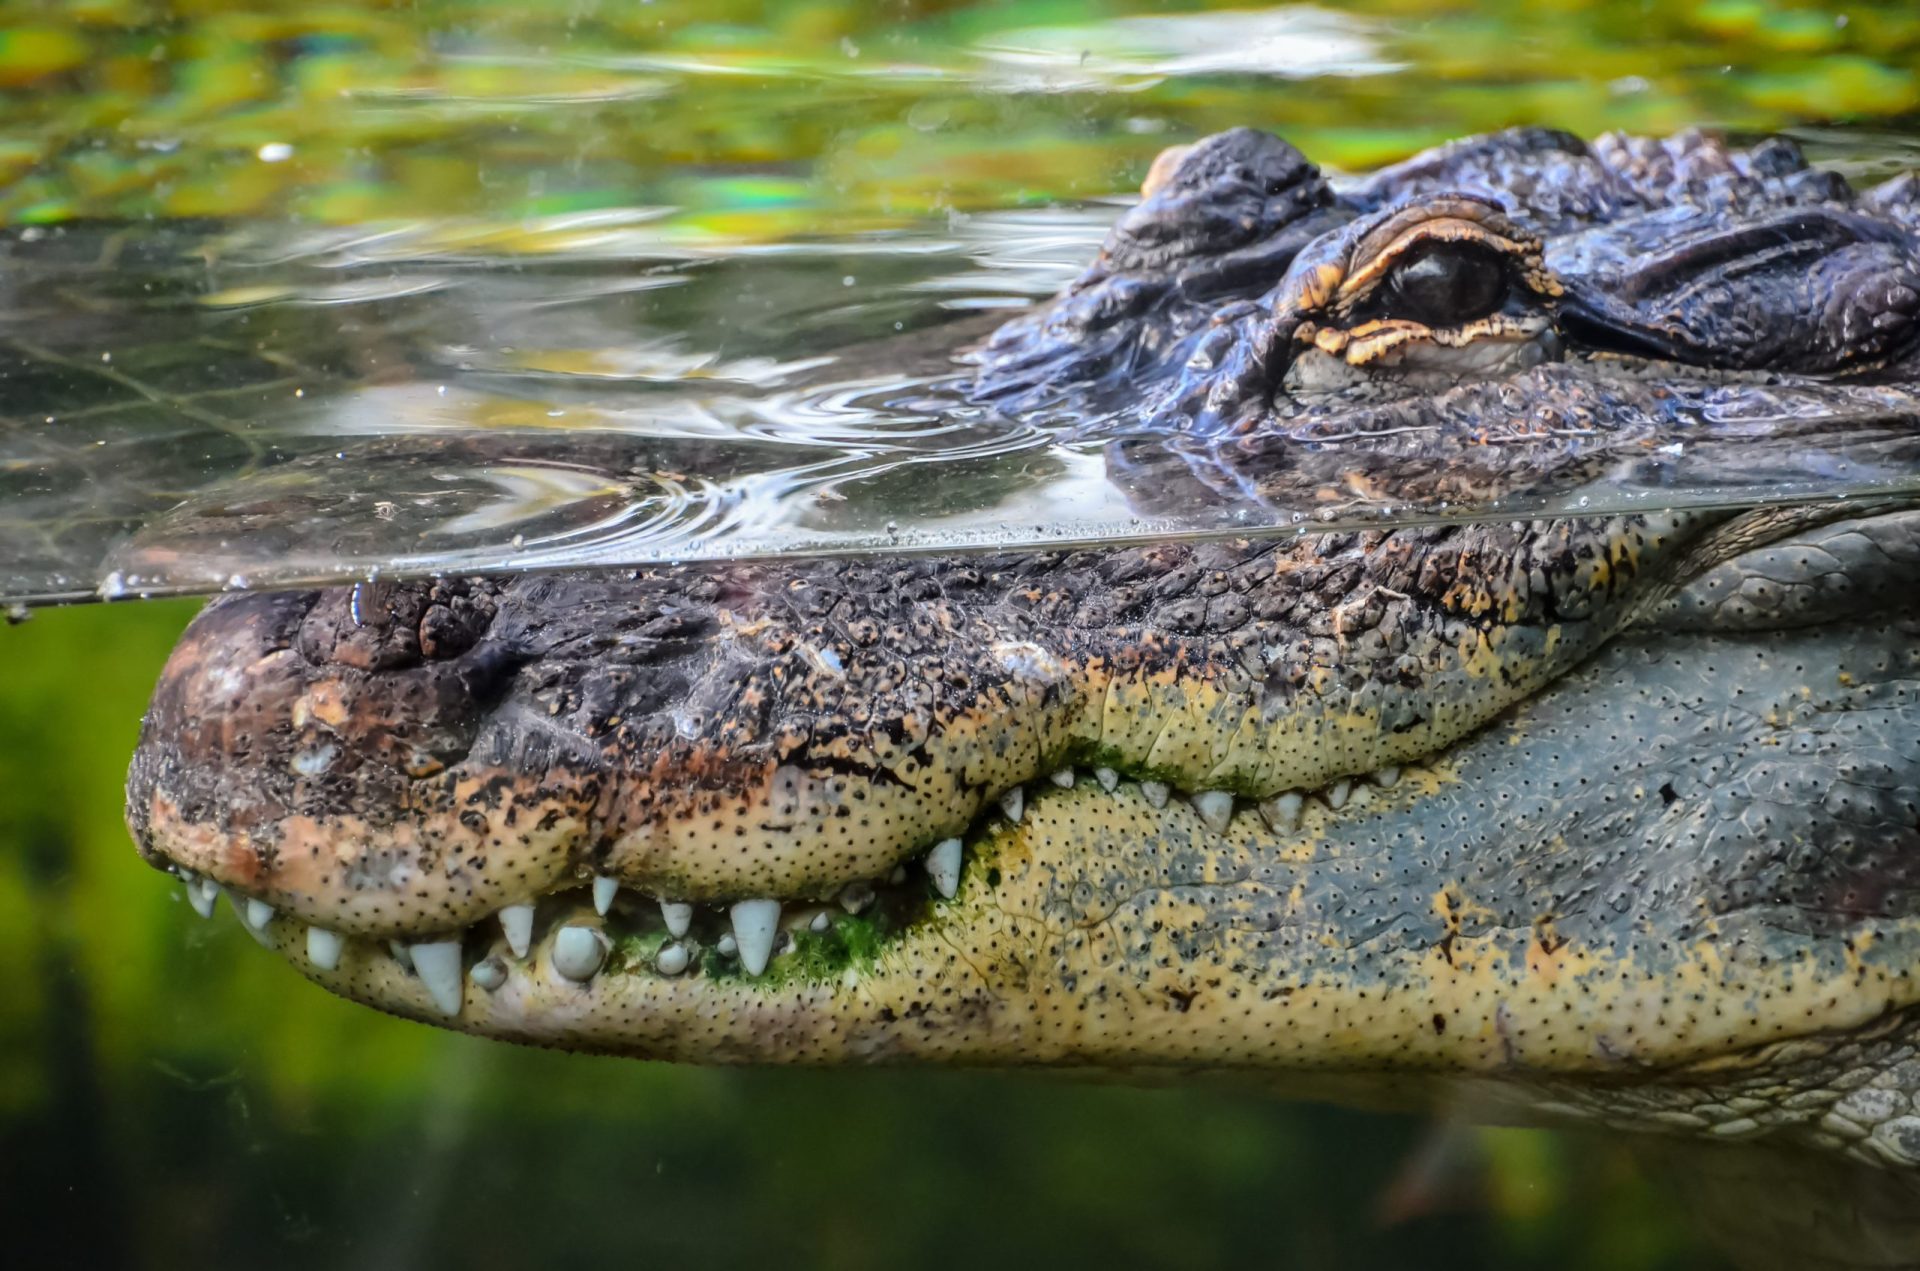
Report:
4,0,1917,233
5,1,1920,1266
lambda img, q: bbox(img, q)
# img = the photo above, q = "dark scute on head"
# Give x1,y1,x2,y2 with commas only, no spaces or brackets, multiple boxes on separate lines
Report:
1349,127,1846,236
1866,172,1920,234
1551,205,1920,373
1099,127,1331,274
1346,127,1617,229
966,129,1343,413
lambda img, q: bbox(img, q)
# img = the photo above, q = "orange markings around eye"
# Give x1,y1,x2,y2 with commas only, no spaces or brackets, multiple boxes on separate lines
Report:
1338,313,1551,366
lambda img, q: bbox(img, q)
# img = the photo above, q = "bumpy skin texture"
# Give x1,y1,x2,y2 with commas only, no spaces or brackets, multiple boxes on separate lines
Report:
127,128,1920,1173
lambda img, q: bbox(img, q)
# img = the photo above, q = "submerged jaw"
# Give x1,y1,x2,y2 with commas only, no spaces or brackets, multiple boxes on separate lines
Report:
159,756,1411,1021
160,762,1442,1063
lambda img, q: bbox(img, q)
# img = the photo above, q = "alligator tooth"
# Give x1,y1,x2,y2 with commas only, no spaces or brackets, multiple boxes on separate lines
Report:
656,942,691,976
1140,781,1170,809
1049,768,1075,788
839,881,876,913
498,904,535,958
306,926,344,971
925,837,964,898
389,940,414,971
552,925,609,983
592,875,619,915
660,901,693,938
1190,791,1235,834
187,877,219,919
809,911,832,933
717,932,738,957
470,956,508,991
729,899,781,976
244,897,275,931
409,940,465,1016
1094,767,1119,792
1373,766,1400,788
1258,791,1305,832
999,787,1025,823
1326,779,1352,810
889,864,908,885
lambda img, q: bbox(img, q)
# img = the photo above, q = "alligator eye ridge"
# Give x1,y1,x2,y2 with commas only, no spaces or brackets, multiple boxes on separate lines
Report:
1380,242,1509,327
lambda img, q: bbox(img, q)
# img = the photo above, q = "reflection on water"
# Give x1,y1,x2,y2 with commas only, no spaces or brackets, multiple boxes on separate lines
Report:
8,173,1920,605
0,210,1089,603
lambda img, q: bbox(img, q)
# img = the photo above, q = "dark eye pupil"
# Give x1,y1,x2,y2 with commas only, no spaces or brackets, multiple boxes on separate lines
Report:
1384,246,1507,326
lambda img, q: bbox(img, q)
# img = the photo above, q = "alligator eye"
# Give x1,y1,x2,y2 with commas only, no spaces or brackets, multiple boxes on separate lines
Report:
1382,244,1509,327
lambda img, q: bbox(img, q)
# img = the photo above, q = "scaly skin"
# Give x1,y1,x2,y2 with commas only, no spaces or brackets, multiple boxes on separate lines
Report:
125,127,1920,1172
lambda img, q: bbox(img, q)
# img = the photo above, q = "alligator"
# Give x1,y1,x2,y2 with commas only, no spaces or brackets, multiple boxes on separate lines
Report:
125,127,1920,1187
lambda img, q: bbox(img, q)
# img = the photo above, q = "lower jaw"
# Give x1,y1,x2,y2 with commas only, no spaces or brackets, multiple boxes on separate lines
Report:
158,766,1920,1076
158,756,1407,1025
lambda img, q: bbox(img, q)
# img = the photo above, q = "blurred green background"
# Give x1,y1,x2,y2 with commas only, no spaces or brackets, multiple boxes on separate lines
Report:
6,0,1920,1266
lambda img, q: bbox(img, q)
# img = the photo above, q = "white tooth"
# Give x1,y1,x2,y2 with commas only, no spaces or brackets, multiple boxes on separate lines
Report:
1373,766,1400,787
999,787,1025,822
925,837,963,899
1094,767,1119,792
660,901,693,938
551,925,609,983
306,926,344,971
1259,791,1305,832
188,877,219,919
717,933,738,957
1327,779,1352,810
656,942,691,976
220,889,270,945
1140,781,1170,809
592,875,619,915
1190,791,1235,834
389,940,413,971
245,898,275,931
729,899,781,976
470,956,508,991
409,939,465,1016
498,904,535,958
810,911,832,933
839,881,876,913
1049,768,1075,788
888,864,907,885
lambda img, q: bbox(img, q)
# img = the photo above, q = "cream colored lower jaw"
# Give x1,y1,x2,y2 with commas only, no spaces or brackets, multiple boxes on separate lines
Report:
161,758,1417,1008
190,779,1920,1095
264,892,1917,1112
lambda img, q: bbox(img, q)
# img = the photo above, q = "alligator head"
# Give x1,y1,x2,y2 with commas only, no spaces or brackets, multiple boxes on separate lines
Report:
127,128,1920,1169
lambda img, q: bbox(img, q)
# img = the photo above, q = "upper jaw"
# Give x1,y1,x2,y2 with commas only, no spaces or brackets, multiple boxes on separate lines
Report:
129,508,1656,952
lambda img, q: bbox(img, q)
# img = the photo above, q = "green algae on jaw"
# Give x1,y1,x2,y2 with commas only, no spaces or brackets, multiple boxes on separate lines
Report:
607,906,897,988
5,0,1920,234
